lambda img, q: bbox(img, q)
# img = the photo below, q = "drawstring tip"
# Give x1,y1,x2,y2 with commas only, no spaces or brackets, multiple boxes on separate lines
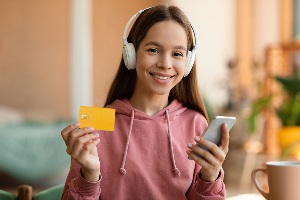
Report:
173,168,181,176
120,168,126,175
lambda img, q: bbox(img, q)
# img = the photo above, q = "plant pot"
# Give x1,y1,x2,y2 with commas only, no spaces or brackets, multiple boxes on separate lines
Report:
278,126,300,159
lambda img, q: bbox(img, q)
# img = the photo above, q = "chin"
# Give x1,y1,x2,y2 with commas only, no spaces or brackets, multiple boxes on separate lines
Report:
151,87,173,96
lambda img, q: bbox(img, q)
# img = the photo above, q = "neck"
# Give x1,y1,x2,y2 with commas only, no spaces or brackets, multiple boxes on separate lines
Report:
129,93,169,116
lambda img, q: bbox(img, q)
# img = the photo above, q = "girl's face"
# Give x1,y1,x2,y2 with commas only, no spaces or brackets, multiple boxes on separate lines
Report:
134,20,188,98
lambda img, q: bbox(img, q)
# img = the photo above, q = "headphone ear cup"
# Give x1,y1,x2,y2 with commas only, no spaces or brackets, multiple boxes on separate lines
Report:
184,50,196,77
123,43,136,70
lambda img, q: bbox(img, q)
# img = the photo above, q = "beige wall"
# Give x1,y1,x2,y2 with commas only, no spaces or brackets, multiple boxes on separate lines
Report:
0,0,70,120
0,0,165,120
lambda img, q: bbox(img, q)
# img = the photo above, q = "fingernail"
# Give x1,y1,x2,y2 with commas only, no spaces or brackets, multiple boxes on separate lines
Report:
95,138,100,142
195,136,200,141
94,133,99,137
187,143,192,148
74,122,80,126
88,127,94,131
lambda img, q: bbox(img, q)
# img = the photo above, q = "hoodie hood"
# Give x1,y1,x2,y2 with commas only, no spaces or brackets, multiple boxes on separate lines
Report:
107,98,188,176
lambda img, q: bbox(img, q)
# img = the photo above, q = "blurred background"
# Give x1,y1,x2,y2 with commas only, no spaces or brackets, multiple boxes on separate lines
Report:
0,0,300,198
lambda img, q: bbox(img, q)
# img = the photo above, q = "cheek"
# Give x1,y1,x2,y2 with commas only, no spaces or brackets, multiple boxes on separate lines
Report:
176,62,186,75
135,60,151,79
136,60,150,75
135,53,151,70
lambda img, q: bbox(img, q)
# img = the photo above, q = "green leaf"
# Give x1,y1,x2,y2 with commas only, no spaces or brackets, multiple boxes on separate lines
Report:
247,96,272,133
275,76,300,96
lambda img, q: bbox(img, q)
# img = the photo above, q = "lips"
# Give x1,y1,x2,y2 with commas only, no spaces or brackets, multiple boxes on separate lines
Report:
149,72,176,80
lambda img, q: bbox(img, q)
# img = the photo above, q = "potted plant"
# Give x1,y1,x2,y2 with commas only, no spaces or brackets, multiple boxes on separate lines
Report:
248,76,300,159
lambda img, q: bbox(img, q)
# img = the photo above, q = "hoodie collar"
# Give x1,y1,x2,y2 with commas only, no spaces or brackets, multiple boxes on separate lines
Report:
107,98,187,121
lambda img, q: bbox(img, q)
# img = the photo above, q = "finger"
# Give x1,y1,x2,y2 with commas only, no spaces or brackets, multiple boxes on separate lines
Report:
90,138,100,156
61,122,80,143
186,149,211,168
188,149,222,182
67,127,95,154
77,138,100,164
220,123,229,151
187,142,217,164
71,132,99,158
69,130,98,156
83,138,100,153
194,136,216,153
209,146,226,163
195,134,227,163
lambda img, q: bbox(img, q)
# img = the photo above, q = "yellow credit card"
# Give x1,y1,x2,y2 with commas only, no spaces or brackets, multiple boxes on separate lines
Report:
78,106,115,131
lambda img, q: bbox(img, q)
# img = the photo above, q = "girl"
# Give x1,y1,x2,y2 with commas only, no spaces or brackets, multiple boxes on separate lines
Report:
61,4,229,200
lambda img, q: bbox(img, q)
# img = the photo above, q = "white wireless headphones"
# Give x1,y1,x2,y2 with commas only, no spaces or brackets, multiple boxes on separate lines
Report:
122,7,197,77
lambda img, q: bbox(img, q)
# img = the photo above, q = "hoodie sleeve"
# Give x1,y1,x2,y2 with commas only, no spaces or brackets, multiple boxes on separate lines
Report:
61,159,101,200
186,164,225,200
185,111,225,199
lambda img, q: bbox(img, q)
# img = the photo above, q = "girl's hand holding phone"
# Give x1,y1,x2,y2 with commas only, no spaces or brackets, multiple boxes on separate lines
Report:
187,116,235,182
61,122,101,182
187,124,229,182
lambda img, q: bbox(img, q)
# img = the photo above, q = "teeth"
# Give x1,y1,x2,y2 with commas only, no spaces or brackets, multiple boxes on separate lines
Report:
153,74,169,80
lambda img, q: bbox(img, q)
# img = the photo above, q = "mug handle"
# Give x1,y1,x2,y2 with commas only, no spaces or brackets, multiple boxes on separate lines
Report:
251,168,269,199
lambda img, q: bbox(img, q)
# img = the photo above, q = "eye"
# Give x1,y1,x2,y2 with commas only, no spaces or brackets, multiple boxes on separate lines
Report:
173,52,184,57
147,48,159,53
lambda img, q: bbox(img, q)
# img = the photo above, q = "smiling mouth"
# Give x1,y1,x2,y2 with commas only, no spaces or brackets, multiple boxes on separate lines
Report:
149,72,176,80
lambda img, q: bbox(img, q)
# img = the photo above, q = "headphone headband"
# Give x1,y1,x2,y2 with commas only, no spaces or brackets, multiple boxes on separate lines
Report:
122,7,152,43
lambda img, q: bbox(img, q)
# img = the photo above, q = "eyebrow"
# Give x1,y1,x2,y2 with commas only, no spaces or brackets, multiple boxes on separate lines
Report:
144,41,187,51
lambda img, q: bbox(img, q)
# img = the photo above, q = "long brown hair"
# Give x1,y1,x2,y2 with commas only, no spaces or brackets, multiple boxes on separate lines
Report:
104,5,209,122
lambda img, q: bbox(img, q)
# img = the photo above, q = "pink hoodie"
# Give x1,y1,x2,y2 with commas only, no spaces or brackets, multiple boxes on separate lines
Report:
62,99,225,200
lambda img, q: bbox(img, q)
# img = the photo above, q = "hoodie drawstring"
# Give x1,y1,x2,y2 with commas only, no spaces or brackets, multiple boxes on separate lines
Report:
166,110,181,176
119,109,180,176
120,110,135,175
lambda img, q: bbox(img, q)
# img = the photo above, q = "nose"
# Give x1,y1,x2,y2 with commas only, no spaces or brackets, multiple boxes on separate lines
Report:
157,54,172,69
